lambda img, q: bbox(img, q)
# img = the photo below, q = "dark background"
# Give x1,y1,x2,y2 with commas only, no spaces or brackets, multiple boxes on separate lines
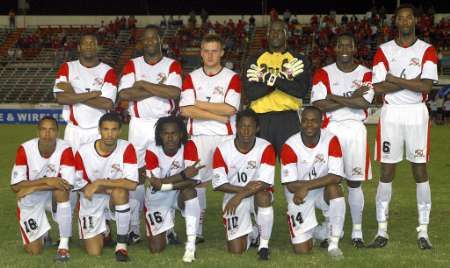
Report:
1,0,449,15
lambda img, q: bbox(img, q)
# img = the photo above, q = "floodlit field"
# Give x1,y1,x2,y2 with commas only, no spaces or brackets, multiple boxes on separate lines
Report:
0,124,449,267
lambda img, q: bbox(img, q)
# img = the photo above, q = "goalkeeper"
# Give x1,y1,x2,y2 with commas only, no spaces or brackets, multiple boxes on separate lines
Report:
243,20,311,155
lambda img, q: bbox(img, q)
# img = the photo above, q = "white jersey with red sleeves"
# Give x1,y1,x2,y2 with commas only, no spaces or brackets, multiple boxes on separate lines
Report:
372,39,438,104
311,63,374,122
180,67,241,135
281,130,344,200
145,140,201,181
118,56,182,118
11,138,75,186
74,139,138,190
212,137,276,200
53,60,117,128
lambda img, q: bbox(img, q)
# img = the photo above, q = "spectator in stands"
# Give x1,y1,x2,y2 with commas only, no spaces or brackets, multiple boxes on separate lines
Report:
283,9,291,24
269,8,278,22
128,15,137,30
188,10,197,27
8,9,16,29
200,8,209,25
249,15,255,30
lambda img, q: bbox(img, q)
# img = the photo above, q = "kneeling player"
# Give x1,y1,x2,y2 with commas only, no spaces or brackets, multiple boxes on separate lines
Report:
74,113,138,262
212,110,275,260
281,106,346,259
143,116,203,263
11,116,74,261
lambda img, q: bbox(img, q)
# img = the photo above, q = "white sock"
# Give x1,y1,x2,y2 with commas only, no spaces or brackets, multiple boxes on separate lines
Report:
56,201,72,249
348,186,364,239
129,198,140,235
185,197,200,250
256,206,273,250
115,203,131,246
416,181,431,238
328,197,345,251
196,187,206,237
376,181,392,237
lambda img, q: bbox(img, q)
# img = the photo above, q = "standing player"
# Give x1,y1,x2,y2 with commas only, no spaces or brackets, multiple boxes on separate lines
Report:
281,107,346,259
74,113,138,262
244,20,310,156
11,116,74,261
53,33,117,212
311,33,374,247
212,109,275,260
143,116,203,263
118,25,182,243
180,34,241,242
368,4,438,249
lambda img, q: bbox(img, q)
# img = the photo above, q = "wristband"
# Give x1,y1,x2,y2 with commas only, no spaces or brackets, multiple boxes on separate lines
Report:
160,183,173,191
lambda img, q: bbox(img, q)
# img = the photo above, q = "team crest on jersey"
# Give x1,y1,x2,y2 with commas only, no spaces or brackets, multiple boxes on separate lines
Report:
93,77,104,87
46,164,56,175
352,80,362,89
352,167,362,176
409,58,420,66
170,161,181,171
414,149,424,158
157,73,167,84
313,154,325,164
246,161,256,170
111,164,122,173
213,86,225,96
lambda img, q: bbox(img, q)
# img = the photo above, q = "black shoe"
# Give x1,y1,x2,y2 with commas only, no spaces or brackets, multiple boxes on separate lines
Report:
352,238,365,248
319,239,329,249
195,236,205,245
128,232,141,245
367,236,388,248
167,231,181,245
250,235,260,248
115,249,129,262
417,237,432,250
257,248,270,261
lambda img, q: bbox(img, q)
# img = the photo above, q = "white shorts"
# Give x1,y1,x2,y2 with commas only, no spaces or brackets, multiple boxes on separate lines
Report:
191,135,233,182
144,189,181,237
78,193,112,240
64,123,99,152
286,188,323,244
222,196,255,241
128,116,158,168
16,191,52,245
327,120,372,181
375,103,430,164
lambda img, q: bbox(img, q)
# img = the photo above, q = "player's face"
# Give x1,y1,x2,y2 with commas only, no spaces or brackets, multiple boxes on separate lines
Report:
268,21,287,50
236,116,258,144
38,119,58,143
142,28,161,57
335,36,355,64
395,8,416,36
99,121,121,146
78,35,98,59
160,123,182,152
201,41,224,69
300,110,322,138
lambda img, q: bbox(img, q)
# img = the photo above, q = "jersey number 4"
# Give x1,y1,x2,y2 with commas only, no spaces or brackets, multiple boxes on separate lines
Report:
289,212,304,227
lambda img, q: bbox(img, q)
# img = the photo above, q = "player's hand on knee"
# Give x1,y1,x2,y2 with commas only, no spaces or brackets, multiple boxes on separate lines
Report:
223,195,242,215
146,172,162,190
45,177,71,191
293,186,308,205
56,82,74,93
246,180,263,192
183,160,206,178
83,181,99,200
16,186,35,200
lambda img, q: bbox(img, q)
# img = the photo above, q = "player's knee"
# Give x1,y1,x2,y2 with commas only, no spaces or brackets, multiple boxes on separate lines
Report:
111,188,129,204
293,242,313,254
380,164,395,182
148,238,166,253
255,190,271,207
53,189,69,202
86,247,102,256
412,163,428,183
228,247,245,255
180,187,197,200
347,180,361,188
25,243,43,255
325,184,343,200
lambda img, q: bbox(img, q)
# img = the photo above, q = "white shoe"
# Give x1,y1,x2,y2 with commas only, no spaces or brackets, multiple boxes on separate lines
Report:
182,247,196,263
328,248,344,260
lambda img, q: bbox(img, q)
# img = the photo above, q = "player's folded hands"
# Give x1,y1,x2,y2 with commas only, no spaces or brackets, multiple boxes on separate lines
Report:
223,194,242,215
281,58,304,80
246,64,268,83
45,177,71,191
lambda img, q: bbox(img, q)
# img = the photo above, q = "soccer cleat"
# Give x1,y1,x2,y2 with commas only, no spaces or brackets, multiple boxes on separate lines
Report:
257,248,270,261
115,249,129,262
250,235,260,248
54,249,70,262
182,248,196,263
417,237,432,250
328,248,344,260
319,239,329,249
367,236,388,248
128,231,141,245
195,236,205,245
351,238,365,248
167,231,181,245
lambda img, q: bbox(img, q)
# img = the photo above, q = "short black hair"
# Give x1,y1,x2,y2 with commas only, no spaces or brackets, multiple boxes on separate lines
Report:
395,3,417,17
99,112,122,128
301,106,323,120
38,116,58,129
335,32,356,46
154,116,188,147
236,109,259,128
79,32,97,43
144,24,161,35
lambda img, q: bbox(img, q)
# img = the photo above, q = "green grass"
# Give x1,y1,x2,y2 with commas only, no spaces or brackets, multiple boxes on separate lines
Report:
1,124,449,267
